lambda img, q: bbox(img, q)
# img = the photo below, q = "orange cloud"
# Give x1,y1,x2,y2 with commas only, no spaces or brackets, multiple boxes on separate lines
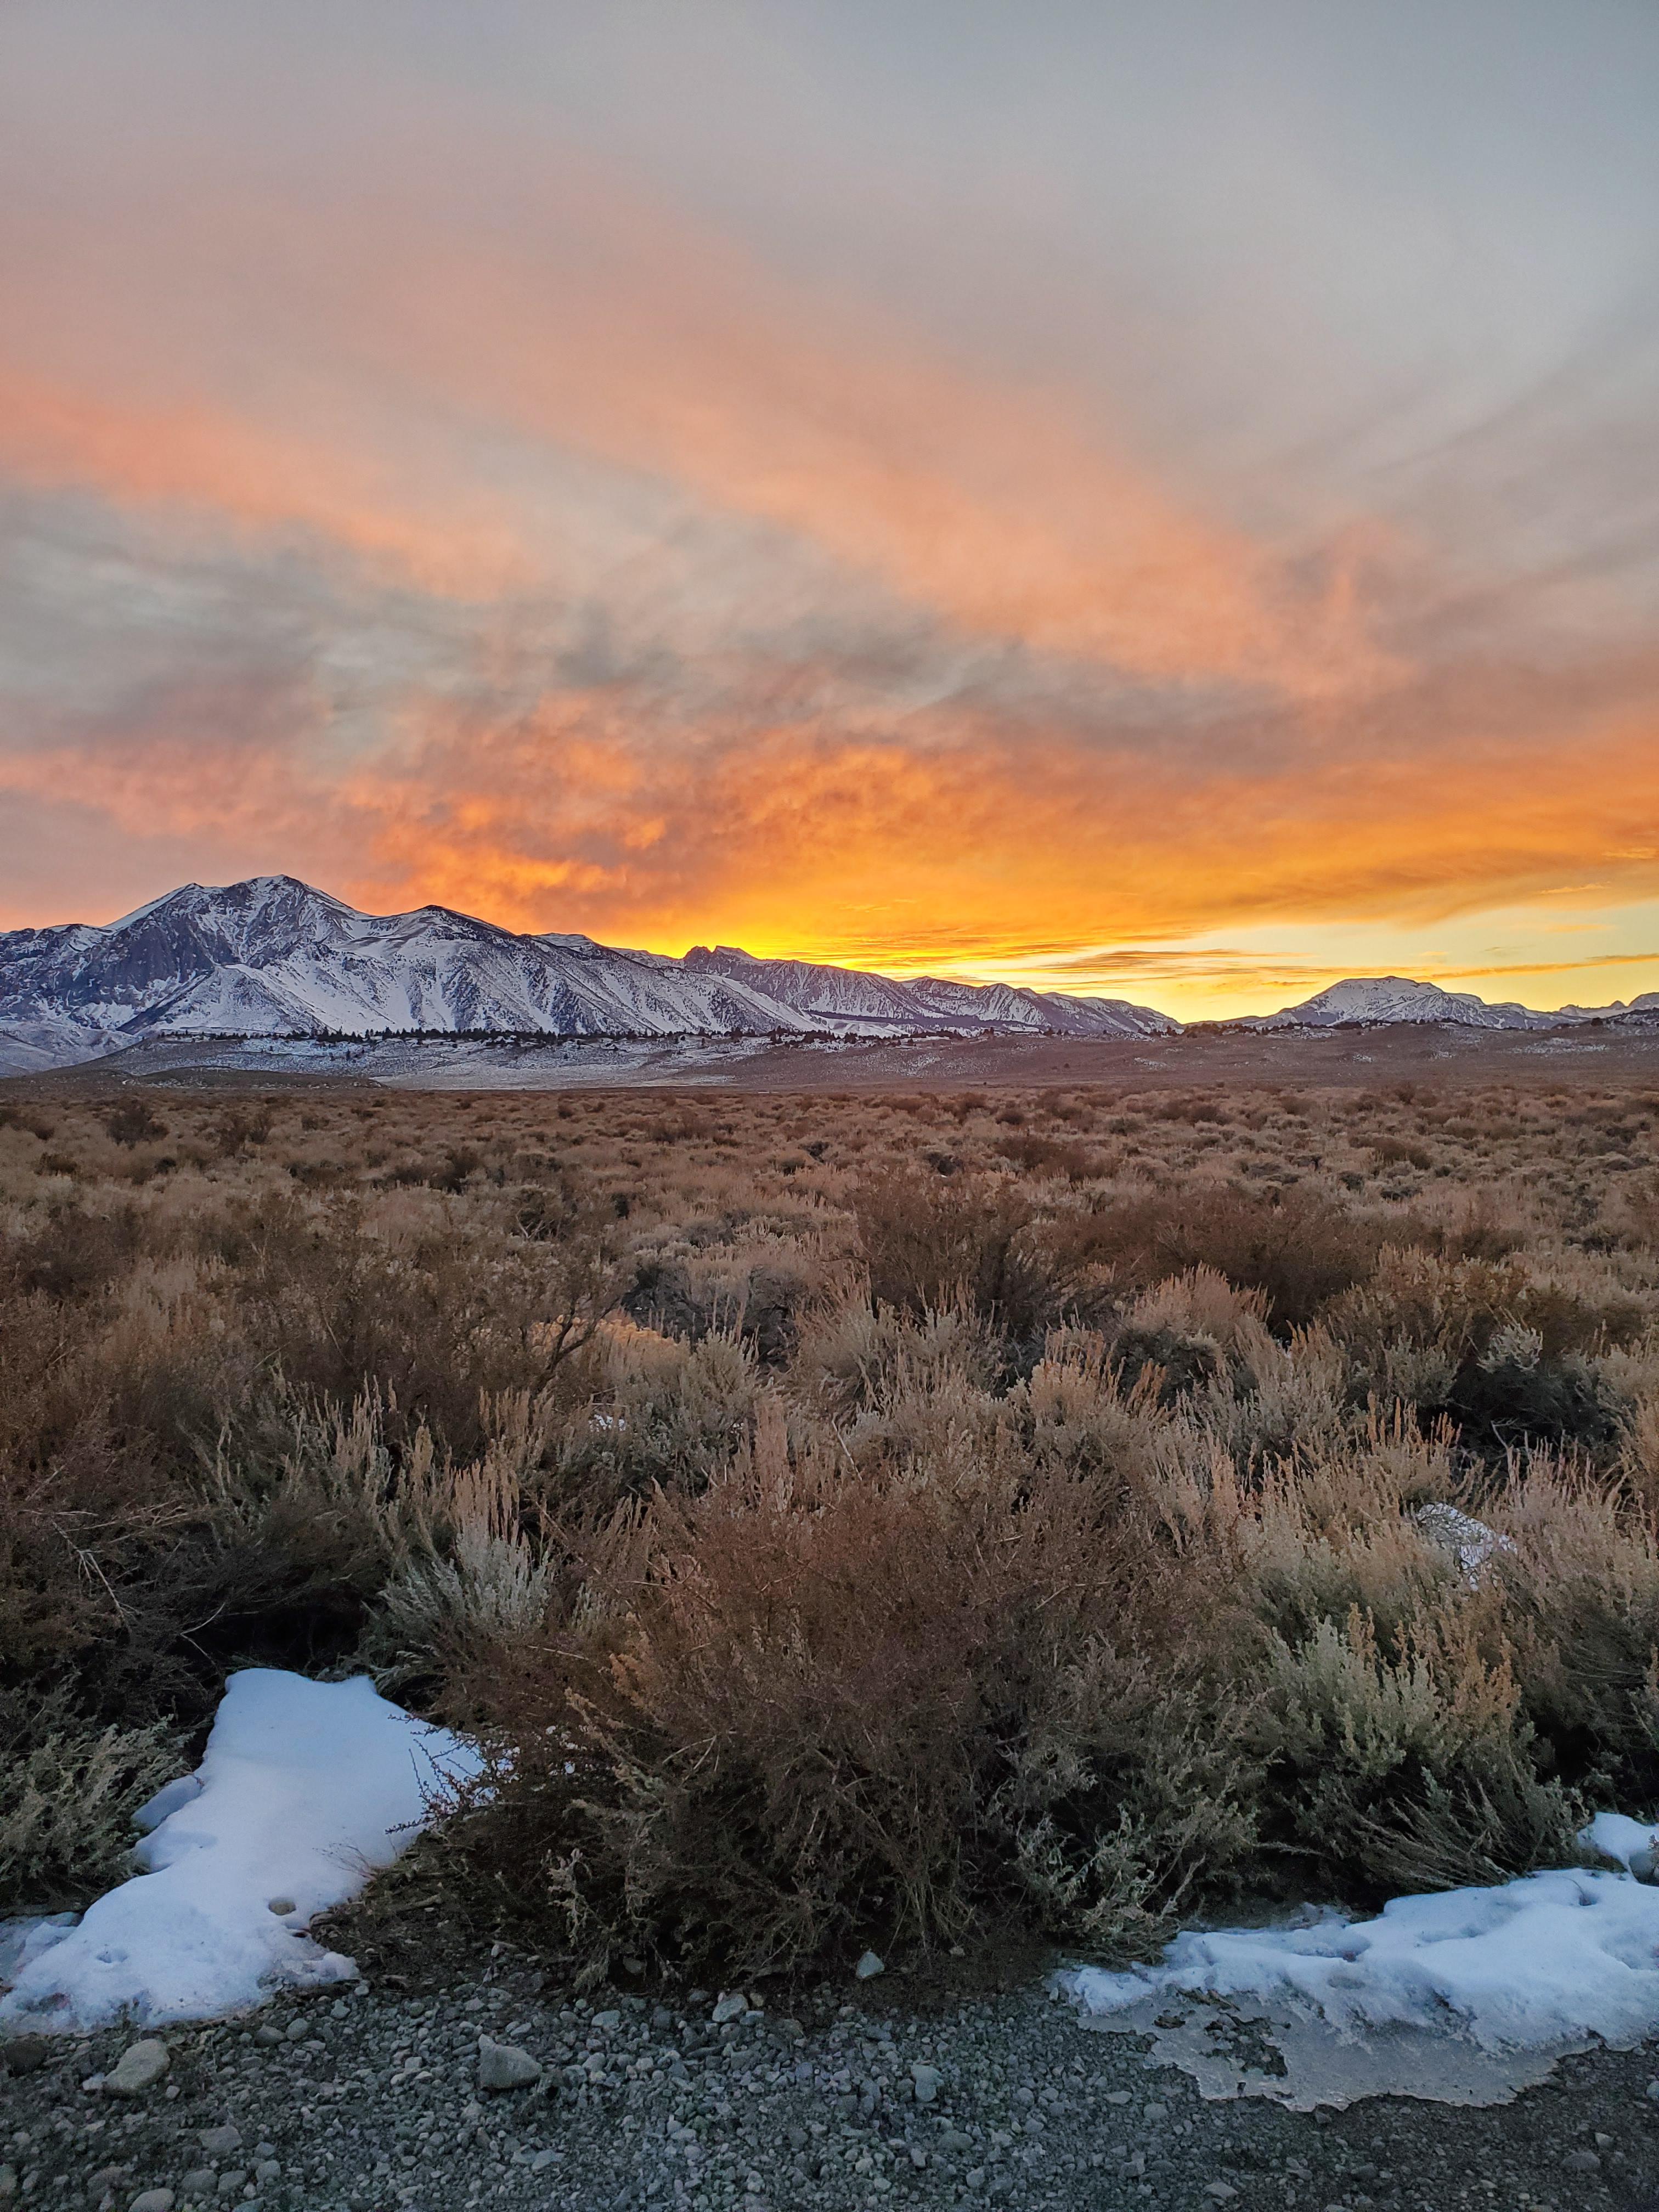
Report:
0,365,531,600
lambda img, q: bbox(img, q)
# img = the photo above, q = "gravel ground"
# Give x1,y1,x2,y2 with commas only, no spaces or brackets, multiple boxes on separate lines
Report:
8,1963,1659,2212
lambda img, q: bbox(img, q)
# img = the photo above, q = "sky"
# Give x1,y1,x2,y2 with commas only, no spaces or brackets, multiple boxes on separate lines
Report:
2,1,1657,1020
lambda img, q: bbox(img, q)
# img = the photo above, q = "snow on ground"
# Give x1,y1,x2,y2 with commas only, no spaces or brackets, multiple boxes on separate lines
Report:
1062,1814,1659,2108
0,1671,479,2033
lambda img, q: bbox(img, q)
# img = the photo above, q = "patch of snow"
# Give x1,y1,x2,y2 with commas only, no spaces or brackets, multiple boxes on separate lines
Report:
0,1670,478,2032
1060,1818,1659,2108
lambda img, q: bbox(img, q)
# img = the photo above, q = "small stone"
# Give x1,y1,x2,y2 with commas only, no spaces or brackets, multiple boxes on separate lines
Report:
1,2035,49,2075
1595,2130,1615,2149
711,1991,749,2024
854,1950,885,1980
128,2194,176,2212
476,2035,542,2091
1561,2148,1601,2171
1205,2187,1238,2204
1103,2090,1131,2106
529,2150,558,2175
106,2040,171,2097
180,2170,216,2197
252,2027,283,2048
213,2173,246,2197
591,2009,621,2031
939,2129,974,2152
199,2129,241,2159
1647,2078,1659,2103
1143,2101,1168,2121
266,1898,296,1916
283,2018,308,2042
909,2146,928,2170
911,2062,944,2105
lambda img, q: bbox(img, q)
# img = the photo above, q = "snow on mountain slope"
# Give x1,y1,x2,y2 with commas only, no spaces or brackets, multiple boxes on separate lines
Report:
0,877,1176,1065
1249,977,1555,1031
685,947,1177,1037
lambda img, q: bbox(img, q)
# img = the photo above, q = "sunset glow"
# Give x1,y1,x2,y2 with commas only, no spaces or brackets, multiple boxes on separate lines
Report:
4,3,1657,1019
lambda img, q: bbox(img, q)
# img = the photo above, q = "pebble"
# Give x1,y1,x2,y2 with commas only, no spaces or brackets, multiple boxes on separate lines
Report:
105,2041,171,2097
911,2061,944,2104
0,2038,48,2077
711,1993,749,2024
180,2169,216,2196
127,2194,175,2212
854,1951,885,1980
1561,2147,1601,2170
476,2035,542,2091
198,2128,240,2158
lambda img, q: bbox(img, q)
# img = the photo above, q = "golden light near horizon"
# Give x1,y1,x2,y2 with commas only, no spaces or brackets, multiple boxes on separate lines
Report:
2,2,1657,1021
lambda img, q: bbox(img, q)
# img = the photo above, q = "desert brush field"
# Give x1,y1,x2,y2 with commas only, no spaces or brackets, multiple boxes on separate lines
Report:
5,1071,1659,1991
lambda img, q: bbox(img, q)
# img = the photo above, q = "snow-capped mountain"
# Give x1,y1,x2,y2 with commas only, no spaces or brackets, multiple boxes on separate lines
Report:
680,946,1177,1040
1243,976,1657,1031
0,877,1178,1066
1247,977,1551,1031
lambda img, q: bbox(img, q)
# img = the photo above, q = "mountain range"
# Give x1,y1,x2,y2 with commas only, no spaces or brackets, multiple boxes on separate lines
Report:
0,877,1175,1069
0,878,1655,1073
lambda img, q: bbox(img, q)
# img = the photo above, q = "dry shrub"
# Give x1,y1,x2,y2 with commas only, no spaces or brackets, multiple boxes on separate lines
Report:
436,1405,1247,1978
0,1686,182,1911
851,1167,1067,1340
1041,1183,1383,1330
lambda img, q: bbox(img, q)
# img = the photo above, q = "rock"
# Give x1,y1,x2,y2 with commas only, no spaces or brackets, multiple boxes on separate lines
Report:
179,2171,216,2197
591,2009,621,2030
939,2129,975,2153
87,2171,126,2197
1561,2148,1601,2171
854,1951,885,1980
105,2040,170,2097
198,2129,241,2159
252,2026,283,2048
1103,2089,1131,2106
1,2034,49,2075
1205,2187,1238,2203
253,2165,279,2186
909,2146,928,2169
266,1898,296,1916
1647,2079,1659,2103
213,2172,246,2197
911,2062,944,2105
711,1992,749,2024
0,2166,15,2200
477,2035,542,2091
128,2194,176,2212
283,2019,308,2042
530,2149,558,2174
1143,2101,1168,2121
